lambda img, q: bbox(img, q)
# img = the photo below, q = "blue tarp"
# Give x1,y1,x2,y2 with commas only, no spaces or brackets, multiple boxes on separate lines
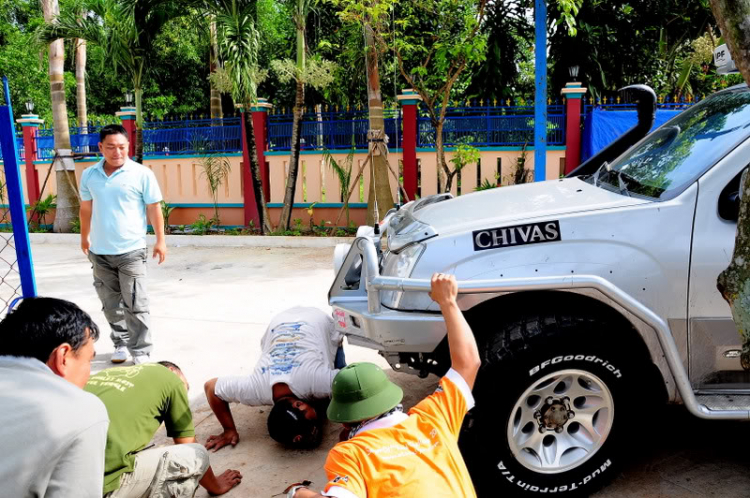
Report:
581,108,684,162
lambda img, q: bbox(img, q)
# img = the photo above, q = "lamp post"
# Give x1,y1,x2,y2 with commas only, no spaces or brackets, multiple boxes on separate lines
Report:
568,65,580,82
115,91,137,158
17,99,43,205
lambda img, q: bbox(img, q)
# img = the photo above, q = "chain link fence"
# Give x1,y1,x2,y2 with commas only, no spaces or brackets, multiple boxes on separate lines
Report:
0,77,36,316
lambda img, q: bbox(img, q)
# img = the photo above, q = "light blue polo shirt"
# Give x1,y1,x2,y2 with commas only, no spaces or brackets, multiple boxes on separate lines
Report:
80,159,163,255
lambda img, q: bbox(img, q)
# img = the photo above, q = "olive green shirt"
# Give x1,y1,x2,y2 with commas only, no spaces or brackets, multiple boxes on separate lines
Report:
85,364,195,494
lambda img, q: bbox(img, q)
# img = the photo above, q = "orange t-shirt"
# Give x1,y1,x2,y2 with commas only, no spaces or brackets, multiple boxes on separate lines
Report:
323,369,477,498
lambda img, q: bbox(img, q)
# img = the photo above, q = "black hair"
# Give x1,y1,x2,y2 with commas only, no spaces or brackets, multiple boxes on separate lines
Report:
0,297,99,362
267,398,323,449
99,124,128,142
157,360,182,372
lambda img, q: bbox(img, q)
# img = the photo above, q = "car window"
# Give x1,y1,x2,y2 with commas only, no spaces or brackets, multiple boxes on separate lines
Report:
589,88,750,200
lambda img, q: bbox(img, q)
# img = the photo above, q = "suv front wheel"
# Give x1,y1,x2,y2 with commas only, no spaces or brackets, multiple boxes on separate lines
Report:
461,310,652,497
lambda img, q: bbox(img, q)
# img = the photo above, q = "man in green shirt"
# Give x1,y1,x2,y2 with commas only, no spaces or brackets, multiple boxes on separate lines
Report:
86,361,242,497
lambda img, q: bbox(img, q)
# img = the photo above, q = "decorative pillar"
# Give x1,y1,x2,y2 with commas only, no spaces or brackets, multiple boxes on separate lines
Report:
115,106,137,159
237,104,260,228
561,82,588,174
16,114,43,206
396,89,422,202
251,98,272,202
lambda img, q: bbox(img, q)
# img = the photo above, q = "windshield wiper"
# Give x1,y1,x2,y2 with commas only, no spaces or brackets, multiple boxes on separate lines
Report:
616,170,631,197
592,161,609,187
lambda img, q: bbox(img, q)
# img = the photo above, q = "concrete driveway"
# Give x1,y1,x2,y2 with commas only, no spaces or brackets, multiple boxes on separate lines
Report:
28,241,750,497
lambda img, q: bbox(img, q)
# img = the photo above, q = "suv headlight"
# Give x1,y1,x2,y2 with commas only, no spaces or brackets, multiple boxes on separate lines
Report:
381,243,425,307
387,206,437,253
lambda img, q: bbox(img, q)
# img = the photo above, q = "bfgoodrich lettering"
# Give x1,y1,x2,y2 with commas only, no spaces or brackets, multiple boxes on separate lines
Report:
473,221,561,251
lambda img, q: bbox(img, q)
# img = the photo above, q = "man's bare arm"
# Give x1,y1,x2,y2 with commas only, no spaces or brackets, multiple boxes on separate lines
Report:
429,273,481,389
80,200,93,255
203,378,240,452
292,488,325,498
146,201,166,264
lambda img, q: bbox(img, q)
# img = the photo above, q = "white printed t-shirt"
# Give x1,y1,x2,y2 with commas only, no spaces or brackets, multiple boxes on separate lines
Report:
214,307,340,405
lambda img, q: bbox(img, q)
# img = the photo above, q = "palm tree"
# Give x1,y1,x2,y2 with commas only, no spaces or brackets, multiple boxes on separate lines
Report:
40,0,79,233
209,18,223,120
271,0,334,231
40,0,185,163
75,38,88,146
207,0,272,232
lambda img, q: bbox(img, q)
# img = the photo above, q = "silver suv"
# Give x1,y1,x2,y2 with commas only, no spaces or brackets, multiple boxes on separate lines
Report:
330,83,750,496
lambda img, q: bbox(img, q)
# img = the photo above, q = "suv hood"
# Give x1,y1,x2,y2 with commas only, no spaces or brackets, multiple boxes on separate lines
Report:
413,178,651,235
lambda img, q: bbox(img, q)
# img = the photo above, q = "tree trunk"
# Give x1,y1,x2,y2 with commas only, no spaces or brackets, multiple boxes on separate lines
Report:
42,0,78,233
279,80,305,230
363,23,394,225
75,38,87,151
710,0,750,368
209,19,223,121
435,119,453,193
243,108,272,233
134,87,144,163
279,2,307,231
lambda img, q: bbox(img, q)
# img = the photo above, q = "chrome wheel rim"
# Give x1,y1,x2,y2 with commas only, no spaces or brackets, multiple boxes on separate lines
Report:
507,369,615,474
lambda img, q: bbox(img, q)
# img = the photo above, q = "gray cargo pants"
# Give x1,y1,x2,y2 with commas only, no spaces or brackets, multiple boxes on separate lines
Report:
105,444,210,498
89,248,152,357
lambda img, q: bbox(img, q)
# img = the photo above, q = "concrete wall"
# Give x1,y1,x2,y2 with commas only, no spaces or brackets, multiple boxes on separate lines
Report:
4,146,565,227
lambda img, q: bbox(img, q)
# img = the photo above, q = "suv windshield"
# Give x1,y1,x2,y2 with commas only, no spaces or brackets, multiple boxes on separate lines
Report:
586,88,750,199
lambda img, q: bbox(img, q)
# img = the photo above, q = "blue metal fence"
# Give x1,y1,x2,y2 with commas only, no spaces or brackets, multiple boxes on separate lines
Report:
268,109,402,150
36,125,111,160
143,117,242,156
32,118,243,159
417,105,566,147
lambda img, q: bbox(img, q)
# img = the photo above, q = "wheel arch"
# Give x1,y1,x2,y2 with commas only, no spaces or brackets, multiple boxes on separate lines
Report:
459,290,670,404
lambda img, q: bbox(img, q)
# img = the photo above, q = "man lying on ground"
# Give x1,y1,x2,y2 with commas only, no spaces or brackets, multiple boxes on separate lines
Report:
85,361,242,497
287,274,481,498
204,306,344,450
0,297,109,498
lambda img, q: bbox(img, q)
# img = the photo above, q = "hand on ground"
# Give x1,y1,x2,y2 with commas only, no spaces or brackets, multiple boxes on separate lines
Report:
208,469,242,496
205,429,240,452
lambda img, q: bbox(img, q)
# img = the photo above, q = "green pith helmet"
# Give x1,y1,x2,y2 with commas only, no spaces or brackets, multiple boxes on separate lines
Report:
327,362,404,423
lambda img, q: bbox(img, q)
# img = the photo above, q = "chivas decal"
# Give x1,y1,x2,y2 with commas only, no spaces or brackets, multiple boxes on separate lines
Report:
472,221,561,251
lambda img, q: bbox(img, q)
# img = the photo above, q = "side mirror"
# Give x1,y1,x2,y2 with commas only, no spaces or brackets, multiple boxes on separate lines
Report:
719,168,747,222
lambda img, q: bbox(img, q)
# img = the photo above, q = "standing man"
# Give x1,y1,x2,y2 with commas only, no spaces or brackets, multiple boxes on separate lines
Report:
287,274,481,498
80,124,166,364
0,297,109,498
86,361,242,497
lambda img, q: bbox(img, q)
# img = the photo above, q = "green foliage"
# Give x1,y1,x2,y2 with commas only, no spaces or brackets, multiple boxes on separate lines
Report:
509,143,529,185
449,144,481,173
212,0,263,107
271,57,337,89
161,200,175,233
190,214,214,235
70,217,81,233
475,178,498,191
192,135,231,224
27,194,57,229
324,147,355,226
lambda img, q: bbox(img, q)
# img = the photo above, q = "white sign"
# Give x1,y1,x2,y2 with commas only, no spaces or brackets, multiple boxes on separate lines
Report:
714,44,739,75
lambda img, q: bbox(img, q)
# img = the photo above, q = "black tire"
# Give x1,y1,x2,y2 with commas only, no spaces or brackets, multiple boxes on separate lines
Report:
460,310,654,497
